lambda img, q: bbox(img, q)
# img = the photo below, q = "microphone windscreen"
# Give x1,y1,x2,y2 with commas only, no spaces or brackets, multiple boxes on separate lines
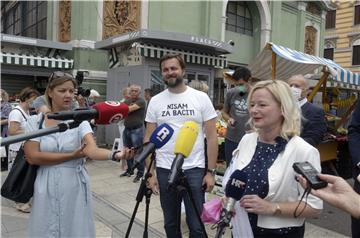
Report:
149,123,174,149
93,101,129,125
225,170,247,200
174,121,199,158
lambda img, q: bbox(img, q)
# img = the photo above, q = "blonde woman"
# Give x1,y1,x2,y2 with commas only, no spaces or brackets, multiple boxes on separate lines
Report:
222,80,322,238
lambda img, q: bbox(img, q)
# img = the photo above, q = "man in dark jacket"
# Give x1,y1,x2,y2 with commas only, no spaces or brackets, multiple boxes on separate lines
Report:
288,74,327,146
348,98,360,238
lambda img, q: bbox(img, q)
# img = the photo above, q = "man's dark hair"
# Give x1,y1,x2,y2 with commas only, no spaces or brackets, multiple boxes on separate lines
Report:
159,53,186,71
232,66,251,82
144,88,154,97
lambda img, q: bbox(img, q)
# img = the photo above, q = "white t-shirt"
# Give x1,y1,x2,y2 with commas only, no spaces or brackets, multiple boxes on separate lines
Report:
8,106,29,151
145,86,217,170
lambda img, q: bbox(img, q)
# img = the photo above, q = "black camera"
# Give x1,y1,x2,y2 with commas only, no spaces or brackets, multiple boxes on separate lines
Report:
75,71,91,97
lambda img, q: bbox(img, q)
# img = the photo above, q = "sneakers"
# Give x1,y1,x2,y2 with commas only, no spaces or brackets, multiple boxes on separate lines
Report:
15,202,31,213
133,175,142,183
119,171,134,177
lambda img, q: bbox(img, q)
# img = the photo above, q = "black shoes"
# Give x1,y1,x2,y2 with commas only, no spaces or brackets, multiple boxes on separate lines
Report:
133,175,142,183
120,171,133,177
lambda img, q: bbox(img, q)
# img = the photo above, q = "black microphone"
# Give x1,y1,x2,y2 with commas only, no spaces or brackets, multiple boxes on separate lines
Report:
130,123,174,172
215,170,247,238
47,101,129,124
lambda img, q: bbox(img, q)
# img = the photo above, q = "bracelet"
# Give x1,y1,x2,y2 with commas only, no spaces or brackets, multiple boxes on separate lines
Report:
108,150,119,161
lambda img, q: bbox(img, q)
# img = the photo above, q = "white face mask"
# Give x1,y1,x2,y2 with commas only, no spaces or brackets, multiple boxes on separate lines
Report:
291,87,302,101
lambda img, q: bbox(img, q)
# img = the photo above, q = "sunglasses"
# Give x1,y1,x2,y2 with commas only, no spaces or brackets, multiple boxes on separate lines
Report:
49,71,74,82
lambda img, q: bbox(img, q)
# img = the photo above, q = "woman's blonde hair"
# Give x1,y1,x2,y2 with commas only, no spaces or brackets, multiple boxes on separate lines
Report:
45,71,77,110
1,89,9,102
247,80,301,140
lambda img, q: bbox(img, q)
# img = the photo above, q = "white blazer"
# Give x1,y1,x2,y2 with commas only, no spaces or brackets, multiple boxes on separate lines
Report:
223,132,323,231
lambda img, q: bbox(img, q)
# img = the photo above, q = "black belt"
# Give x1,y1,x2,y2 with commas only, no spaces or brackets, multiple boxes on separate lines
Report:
126,125,143,130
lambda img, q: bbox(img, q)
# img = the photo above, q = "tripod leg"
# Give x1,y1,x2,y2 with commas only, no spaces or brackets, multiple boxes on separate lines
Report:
143,188,152,238
125,201,141,238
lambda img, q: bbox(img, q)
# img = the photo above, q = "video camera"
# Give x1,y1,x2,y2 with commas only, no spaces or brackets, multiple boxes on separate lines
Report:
75,71,91,97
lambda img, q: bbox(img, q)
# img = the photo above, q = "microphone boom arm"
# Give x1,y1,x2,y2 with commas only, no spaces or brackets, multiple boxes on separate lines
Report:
1,121,81,146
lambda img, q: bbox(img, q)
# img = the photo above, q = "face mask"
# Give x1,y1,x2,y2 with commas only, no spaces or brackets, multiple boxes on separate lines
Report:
291,87,302,101
238,85,246,95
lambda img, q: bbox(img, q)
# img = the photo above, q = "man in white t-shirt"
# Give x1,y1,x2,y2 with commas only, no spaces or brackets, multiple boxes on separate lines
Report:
145,54,218,238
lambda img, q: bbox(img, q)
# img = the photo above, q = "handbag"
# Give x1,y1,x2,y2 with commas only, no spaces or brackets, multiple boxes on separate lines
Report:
1,113,44,203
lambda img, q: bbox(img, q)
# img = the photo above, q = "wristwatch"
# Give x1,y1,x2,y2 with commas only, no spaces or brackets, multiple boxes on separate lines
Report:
207,168,217,176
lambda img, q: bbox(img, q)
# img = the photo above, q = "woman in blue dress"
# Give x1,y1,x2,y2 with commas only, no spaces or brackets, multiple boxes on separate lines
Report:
24,71,133,237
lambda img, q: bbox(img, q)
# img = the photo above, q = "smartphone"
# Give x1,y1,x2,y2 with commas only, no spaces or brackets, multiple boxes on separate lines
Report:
293,162,327,189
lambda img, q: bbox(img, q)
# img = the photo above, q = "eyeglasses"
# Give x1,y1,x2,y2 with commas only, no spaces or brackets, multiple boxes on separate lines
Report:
49,71,74,82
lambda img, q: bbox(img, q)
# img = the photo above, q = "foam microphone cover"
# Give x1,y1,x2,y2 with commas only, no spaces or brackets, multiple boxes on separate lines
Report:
93,101,129,125
225,170,247,201
149,123,174,149
174,121,199,157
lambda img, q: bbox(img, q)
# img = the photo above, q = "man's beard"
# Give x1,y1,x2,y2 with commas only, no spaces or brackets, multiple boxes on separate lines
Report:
164,76,183,88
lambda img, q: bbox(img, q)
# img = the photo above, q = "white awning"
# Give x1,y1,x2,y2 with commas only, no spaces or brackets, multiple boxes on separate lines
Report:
248,42,360,89
135,43,227,69
0,52,73,69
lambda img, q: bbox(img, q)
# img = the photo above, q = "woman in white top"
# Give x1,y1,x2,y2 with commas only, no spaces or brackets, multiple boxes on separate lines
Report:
222,80,322,238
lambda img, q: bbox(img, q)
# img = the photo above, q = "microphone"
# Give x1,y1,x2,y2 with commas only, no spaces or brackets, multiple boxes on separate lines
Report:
215,170,247,238
47,101,129,124
131,123,174,171
167,121,199,190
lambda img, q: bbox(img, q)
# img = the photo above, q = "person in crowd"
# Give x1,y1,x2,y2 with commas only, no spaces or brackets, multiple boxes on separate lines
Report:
188,80,209,94
118,87,130,172
7,87,40,213
297,173,360,219
348,97,360,238
288,74,327,146
222,80,322,238
23,71,133,237
120,84,146,183
32,95,50,114
144,88,153,106
88,89,100,107
221,67,252,167
1,89,12,171
145,53,218,238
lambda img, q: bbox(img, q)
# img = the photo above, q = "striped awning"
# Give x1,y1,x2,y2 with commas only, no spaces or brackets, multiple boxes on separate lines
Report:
248,42,360,88
134,43,227,68
0,52,73,69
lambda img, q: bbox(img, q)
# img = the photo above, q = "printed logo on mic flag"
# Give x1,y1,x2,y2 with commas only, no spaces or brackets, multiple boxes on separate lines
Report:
109,113,124,124
104,101,121,106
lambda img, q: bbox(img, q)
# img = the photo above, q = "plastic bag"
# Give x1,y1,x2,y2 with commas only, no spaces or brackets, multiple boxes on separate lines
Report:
201,197,222,224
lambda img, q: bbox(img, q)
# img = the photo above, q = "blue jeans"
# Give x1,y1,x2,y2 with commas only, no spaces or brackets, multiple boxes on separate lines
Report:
123,126,145,176
224,138,239,167
156,167,206,238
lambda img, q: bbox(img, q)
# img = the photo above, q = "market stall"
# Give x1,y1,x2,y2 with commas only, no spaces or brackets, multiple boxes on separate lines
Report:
247,42,360,177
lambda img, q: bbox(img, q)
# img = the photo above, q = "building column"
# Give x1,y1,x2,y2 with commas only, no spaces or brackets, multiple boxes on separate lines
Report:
297,2,307,52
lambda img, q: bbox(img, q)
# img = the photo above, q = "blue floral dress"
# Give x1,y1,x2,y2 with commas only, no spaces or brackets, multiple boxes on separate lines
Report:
25,114,95,237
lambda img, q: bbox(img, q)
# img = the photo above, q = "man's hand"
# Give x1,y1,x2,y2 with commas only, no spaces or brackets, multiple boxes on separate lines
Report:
202,173,215,192
147,175,160,195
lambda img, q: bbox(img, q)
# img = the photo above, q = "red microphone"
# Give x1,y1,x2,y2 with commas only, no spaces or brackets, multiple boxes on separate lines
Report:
47,101,129,125
93,101,129,124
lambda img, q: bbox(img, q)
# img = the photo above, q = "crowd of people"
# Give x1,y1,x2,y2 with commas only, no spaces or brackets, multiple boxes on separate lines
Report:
0,52,359,238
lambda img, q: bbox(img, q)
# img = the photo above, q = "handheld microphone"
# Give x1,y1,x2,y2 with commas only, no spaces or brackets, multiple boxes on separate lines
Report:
167,121,199,190
131,123,174,171
47,101,129,124
215,170,247,238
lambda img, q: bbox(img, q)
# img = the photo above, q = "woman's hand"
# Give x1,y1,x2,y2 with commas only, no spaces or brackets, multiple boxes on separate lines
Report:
72,143,86,159
240,194,276,215
113,147,135,161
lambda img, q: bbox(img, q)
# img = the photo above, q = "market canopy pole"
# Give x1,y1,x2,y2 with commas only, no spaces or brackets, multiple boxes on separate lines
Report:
308,66,329,102
335,99,358,130
271,51,276,80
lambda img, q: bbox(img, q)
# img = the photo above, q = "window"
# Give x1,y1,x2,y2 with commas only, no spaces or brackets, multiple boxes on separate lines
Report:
226,1,253,36
355,5,360,25
1,1,47,39
353,45,360,65
326,10,336,29
324,48,334,60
